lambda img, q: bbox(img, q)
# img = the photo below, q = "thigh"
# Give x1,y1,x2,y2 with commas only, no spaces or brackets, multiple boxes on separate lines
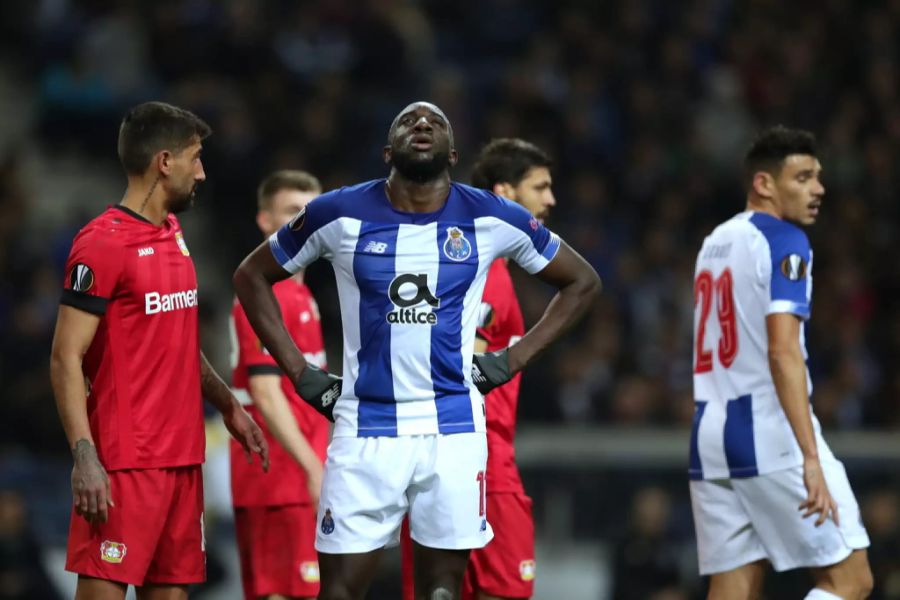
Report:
146,466,206,585
67,469,173,586
408,432,492,550
707,560,767,600
812,548,872,594
74,575,127,600
135,583,189,600
412,540,471,600
317,549,384,600
733,461,870,572
467,493,535,599
689,479,767,575
316,436,416,554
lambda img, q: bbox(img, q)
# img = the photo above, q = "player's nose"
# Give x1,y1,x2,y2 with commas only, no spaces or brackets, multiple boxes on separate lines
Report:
413,115,432,132
196,163,207,182
545,191,557,207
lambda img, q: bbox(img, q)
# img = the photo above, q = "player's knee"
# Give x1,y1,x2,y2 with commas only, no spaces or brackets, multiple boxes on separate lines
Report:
427,586,454,600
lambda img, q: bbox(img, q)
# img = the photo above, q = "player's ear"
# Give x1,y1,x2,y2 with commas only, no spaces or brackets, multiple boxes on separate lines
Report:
256,211,271,236
156,150,174,177
493,182,514,200
383,145,392,165
448,148,458,168
751,171,775,199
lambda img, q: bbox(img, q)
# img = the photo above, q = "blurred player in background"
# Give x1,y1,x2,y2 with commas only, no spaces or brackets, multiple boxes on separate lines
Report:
229,170,329,600
50,101,268,600
233,101,601,600
401,138,555,600
689,126,873,600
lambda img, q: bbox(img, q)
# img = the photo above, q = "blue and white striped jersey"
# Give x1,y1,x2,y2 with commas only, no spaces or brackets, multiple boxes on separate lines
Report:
269,179,560,438
690,211,834,480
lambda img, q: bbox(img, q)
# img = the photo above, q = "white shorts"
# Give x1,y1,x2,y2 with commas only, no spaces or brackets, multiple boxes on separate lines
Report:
315,432,494,554
690,459,869,575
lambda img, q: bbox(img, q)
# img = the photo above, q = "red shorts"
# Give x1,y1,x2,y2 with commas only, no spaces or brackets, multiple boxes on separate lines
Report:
464,492,535,599
400,493,535,600
65,465,205,586
235,504,320,599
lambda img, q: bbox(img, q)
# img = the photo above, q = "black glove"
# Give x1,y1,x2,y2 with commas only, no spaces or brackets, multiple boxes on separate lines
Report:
471,349,512,395
295,364,341,422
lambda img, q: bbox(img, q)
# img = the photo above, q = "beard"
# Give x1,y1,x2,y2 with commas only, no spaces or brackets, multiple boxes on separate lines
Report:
168,185,197,214
390,148,451,183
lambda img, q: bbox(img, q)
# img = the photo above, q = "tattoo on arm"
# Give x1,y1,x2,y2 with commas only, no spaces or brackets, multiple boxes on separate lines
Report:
72,438,97,462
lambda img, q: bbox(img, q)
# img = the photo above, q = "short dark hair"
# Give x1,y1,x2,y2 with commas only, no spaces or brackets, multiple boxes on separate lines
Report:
117,101,212,175
471,138,552,190
257,170,322,210
744,126,817,187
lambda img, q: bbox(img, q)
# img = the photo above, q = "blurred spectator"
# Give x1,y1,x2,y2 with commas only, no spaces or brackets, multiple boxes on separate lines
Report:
0,490,59,599
610,486,687,600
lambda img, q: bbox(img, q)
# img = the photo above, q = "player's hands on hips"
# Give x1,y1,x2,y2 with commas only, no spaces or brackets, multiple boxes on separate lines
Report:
294,364,341,422
71,439,114,524
471,349,513,395
800,456,839,527
224,403,270,472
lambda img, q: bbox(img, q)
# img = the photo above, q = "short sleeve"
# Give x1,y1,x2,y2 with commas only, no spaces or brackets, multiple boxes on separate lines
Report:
268,191,339,274
489,199,561,274
60,231,124,315
232,303,280,376
765,227,812,319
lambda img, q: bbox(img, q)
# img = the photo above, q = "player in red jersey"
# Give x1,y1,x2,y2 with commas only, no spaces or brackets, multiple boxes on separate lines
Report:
230,170,330,600
50,101,268,600
399,138,554,600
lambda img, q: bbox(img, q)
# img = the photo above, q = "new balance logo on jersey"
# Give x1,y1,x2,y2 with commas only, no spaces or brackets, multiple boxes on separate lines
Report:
145,289,198,314
138,247,154,257
363,241,388,254
386,273,440,325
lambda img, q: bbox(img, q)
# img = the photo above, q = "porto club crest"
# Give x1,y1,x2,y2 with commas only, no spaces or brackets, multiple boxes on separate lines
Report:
443,226,472,261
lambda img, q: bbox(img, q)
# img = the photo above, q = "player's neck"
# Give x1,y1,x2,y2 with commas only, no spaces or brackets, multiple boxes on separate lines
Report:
385,172,451,213
745,198,782,220
121,175,169,226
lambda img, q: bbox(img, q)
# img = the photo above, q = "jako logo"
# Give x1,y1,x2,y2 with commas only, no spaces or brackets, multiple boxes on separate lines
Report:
386,274,440,325
145,289,198,314
138,247,154,257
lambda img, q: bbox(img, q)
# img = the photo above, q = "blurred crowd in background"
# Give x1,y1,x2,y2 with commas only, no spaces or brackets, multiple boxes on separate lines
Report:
2,0,900,597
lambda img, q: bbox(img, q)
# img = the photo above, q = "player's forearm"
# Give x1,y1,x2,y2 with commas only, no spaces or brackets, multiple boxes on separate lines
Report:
200,351,240,415
509,273,600,373
233,266,309,383
250,381,321,473
769,346,818,460
50,352,94,450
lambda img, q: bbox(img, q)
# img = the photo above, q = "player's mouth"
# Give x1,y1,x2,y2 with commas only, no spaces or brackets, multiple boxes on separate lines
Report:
410,135,434,151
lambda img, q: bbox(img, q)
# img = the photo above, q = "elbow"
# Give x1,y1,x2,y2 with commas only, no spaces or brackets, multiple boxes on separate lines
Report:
232,262,253,299
767,346,796,372
579,269,602,303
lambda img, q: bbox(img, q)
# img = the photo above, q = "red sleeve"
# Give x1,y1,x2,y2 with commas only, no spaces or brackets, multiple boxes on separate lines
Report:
60,229,124,315
232,302,280,376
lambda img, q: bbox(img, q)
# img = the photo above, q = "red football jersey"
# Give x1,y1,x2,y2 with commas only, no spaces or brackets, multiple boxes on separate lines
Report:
477,259,526,494
229,279,329,507
61,206,204,471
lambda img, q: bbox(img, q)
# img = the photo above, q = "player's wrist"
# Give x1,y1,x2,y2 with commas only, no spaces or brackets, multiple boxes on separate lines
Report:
72,438,98,462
